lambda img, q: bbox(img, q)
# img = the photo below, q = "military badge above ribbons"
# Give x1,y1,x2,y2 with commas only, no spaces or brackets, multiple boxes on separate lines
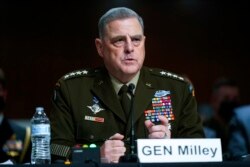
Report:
87,96,104,114
144,90,175,130
85,96,105,123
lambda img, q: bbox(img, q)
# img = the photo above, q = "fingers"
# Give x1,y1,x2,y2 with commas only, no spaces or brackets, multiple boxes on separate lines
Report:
105,138,125,148
158,115,169,126
145,119,154,129
148,131,166,139
101,133,126,163
145,116,171,139
109,133,124,140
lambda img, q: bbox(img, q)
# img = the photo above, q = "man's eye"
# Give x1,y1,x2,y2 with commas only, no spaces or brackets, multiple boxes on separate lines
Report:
132,38,141,46
116,38,123,42
113,39,125,47
133,38,141,42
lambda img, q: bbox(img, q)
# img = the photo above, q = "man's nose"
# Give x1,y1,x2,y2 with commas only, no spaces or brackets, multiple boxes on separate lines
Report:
125,35,134,53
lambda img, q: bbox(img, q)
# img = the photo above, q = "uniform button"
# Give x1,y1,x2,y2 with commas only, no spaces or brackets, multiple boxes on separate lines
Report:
89,135,94,140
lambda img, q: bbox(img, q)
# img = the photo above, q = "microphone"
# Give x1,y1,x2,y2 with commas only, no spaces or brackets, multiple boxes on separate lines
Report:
119,83,139,163
128,83,135,96
128,83,136,154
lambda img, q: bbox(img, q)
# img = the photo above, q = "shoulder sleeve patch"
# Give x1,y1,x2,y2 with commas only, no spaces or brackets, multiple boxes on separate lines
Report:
150,68,185,82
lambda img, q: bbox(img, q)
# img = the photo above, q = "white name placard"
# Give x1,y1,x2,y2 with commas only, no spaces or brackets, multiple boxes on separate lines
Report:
137,139,222,163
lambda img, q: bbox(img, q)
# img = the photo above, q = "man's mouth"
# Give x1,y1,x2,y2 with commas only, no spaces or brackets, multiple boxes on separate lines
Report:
124,58,135,63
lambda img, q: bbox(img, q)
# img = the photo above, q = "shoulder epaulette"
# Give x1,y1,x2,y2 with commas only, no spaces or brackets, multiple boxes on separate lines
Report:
63,69,98,80
149,68,185,82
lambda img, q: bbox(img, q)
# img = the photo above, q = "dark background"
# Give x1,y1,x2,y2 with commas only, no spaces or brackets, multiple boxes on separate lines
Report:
0,0,249,118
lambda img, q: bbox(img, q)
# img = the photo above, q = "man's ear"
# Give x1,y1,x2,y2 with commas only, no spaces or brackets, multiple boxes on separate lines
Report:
95,38,103,58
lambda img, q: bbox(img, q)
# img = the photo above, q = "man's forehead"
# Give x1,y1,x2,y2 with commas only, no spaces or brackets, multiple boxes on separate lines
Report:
219,86,239,92
217,86,239,98
107,17,141,26
105,18,143,34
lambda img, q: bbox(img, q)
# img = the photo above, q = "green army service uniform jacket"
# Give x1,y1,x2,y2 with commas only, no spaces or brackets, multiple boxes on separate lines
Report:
50,66,204,160
0,117,31,164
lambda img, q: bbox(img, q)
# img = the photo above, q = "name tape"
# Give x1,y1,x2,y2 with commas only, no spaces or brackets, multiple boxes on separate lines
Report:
137,139,222,163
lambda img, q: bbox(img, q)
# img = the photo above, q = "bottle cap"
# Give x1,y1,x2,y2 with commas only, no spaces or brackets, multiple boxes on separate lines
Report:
36,107,44,112
64,159,71,165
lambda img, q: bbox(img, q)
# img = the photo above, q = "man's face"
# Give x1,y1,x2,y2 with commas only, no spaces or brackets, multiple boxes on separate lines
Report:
212,86,240,113
95,17,145,83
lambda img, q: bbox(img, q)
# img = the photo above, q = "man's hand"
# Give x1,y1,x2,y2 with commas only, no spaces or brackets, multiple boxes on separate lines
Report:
145,115,171,139
100,133,126,163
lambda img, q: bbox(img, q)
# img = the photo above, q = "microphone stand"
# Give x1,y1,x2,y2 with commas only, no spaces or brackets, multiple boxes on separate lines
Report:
119,84,139,163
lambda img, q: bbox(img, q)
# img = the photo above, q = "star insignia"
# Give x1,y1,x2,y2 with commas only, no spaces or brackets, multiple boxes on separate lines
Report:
76,71,82,75
178,77,184,81
154,69,185,82
167,72,172,76
64,74,70,79
172,74,178,78
69,72,76,76
82,70,88,74
160,71,167,75
63,69,90,80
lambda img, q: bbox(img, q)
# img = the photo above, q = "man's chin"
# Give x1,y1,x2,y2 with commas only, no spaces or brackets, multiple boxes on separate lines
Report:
122,66,140,75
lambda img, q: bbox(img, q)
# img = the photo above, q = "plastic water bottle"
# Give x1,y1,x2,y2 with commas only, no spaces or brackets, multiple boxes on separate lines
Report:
31,107,51,164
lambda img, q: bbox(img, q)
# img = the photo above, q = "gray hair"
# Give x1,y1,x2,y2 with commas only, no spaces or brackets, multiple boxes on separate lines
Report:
98,7,144,39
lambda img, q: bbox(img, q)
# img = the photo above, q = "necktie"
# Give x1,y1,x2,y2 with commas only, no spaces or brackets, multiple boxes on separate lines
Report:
118,85,131,119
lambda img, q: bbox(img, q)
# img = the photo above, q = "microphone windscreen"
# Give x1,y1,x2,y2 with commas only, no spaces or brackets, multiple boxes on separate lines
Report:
128,83,135,95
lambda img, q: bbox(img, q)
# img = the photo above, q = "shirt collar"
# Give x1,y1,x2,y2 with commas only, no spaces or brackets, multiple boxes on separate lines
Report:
110,71,140,95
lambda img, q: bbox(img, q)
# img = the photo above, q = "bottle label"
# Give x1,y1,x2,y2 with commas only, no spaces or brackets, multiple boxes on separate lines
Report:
32,124,50,136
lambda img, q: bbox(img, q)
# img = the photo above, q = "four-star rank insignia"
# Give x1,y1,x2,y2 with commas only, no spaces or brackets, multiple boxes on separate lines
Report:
159,70,184,81
63,70,89,80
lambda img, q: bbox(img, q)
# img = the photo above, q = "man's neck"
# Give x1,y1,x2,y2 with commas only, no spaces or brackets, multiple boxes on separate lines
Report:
110,71,140,95
116,74,137,84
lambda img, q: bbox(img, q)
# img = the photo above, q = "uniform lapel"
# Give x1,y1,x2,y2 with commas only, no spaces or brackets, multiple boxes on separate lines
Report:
90,69,127,123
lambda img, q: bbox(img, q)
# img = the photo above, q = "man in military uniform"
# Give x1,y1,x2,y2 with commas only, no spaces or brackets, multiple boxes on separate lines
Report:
0,68,31,164
50,7,204,163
